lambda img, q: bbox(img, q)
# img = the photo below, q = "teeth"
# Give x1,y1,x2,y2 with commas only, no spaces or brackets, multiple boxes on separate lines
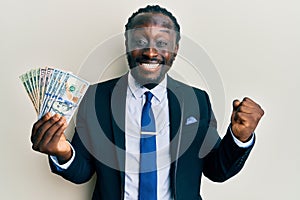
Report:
141,63,160,69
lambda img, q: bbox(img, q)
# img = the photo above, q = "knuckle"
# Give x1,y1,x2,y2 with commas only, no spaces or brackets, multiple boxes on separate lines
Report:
32,143,42,152
255,115,261,122
61,116,67,122
55,120,63,127
32,144,38,151
49,117,56,124
243,97,249,102
239,106,245,112
44,129,52,137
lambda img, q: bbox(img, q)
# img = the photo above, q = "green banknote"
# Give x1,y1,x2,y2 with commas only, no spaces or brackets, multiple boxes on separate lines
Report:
20,67,90,123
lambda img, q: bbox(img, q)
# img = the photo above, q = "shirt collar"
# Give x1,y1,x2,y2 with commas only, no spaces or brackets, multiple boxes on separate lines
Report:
128,72,167,102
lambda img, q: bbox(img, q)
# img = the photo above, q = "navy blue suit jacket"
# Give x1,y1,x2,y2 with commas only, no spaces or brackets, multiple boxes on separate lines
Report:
50,74,254,200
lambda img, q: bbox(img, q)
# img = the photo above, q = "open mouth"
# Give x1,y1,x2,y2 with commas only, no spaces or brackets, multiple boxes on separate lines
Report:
139,63,160,69
137,59,164,73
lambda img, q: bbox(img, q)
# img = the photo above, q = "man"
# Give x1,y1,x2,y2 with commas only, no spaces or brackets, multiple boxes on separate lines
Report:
31,5,264,200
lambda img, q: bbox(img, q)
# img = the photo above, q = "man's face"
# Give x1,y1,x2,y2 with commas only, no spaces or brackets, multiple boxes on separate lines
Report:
126,13,179,86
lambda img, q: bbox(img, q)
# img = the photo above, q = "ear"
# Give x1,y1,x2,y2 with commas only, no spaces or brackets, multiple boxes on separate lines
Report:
124,32,130,52
125,37,129,52
170,44,179,64
173,43,179,57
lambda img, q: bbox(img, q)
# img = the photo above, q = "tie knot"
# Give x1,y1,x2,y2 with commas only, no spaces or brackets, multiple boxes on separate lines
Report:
144,91,154,103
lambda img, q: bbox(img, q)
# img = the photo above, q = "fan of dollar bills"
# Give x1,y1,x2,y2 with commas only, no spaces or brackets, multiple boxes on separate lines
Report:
19,67,90,123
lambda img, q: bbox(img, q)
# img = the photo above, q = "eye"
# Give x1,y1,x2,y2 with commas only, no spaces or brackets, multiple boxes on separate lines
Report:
156,40,168,48
136,39,148,47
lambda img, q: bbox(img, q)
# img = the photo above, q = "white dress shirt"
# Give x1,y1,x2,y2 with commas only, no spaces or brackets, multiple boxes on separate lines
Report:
50,73,254,200
124,73,172,200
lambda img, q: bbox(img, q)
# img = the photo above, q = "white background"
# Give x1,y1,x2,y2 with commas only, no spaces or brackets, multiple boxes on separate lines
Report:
1,0,299,199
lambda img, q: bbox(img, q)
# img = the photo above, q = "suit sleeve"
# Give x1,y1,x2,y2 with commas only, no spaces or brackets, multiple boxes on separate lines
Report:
201,92,255,182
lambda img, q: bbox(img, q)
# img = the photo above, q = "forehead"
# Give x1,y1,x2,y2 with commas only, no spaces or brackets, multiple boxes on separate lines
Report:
130,13,175,30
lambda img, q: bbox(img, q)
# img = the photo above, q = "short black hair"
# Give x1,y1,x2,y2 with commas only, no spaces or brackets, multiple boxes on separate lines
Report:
125,5,181,43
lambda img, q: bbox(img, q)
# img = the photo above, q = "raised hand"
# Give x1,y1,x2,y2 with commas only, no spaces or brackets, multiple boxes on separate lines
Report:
31,112,72,164
231,97,264,142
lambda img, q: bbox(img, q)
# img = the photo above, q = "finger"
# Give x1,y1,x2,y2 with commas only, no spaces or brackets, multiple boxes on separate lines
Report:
39,117,67,151
235,97,259,106
235,110,263,127
47,120,69,153
236,104,259,114
31,113,51,140
243,97,256,104
50,119,68,145
242,102,265,118
31,114,61,150
233,112,252,126
241,97,263,110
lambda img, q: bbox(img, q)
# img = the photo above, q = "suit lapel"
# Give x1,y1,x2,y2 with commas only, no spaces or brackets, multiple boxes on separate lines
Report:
167,76,184,196
167,77,183,143
110,74,128,192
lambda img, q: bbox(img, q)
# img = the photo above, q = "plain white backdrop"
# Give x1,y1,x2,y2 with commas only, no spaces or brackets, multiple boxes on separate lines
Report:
1,0,299,199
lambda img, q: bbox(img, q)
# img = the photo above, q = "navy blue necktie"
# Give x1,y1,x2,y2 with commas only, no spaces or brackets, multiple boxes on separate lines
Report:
139,91,157,200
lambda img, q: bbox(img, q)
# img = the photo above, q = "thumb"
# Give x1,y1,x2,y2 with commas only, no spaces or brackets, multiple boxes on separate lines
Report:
232,99,241,111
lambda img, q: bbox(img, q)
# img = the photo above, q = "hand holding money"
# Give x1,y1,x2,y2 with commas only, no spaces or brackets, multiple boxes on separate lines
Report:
31,112,72,163
20,67,89,162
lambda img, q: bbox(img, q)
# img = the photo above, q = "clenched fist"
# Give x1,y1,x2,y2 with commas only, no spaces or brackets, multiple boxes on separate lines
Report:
231,97,264,142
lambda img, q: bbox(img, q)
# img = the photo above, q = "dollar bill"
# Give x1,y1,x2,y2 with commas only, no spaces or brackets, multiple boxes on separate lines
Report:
28,70,37,105
20,67,90,122
39,67,46,112
31,69,40,112
39,69,61,118
47,73,89,123
41,70,69,117
42,67,54,107
19,74,38,114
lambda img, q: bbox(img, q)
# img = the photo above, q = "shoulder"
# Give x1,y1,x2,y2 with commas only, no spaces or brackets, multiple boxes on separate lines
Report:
167,76,213,118
167,76,209,101
80,74,126,106
94,76,123,90
86,74,127,95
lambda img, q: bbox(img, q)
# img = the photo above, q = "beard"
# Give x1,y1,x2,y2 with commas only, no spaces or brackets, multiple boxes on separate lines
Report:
129,65,170,89
126,53,174,88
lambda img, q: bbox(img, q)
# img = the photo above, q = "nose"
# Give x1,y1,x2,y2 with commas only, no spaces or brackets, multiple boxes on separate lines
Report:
142,47,158,58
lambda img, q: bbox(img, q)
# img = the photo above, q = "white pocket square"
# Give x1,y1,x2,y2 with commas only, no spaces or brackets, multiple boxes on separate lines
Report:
185,116,198,125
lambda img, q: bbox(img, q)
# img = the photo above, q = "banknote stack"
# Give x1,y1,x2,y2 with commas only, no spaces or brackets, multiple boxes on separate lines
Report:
19,67,90,123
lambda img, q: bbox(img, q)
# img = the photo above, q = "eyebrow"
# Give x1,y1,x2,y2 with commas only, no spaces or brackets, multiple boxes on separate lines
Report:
159,29,170,33
131,28,172,35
